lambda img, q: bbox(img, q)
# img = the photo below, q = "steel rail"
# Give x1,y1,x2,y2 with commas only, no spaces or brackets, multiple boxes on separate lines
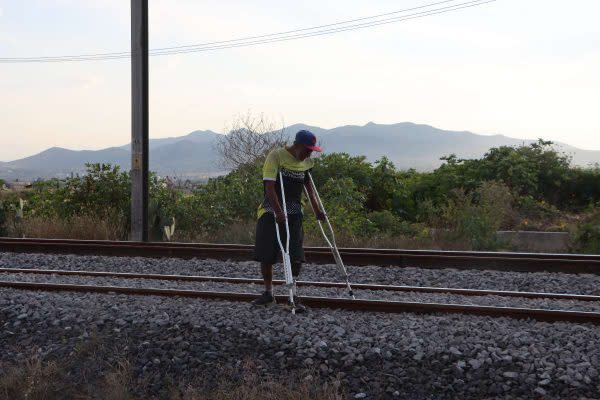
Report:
2,238,600,274
2,267,600,302
3,237,599,259
1,280,599,324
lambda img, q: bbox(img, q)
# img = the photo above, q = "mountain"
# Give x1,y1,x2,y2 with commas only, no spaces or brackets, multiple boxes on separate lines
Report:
1,122,598,180
287,122,600,170
117,130,220,151
6,146,129,171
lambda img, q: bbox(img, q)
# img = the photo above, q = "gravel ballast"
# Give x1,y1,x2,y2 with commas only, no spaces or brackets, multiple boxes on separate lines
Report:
2,271,600,313
3,251,600,295
1,252,600,398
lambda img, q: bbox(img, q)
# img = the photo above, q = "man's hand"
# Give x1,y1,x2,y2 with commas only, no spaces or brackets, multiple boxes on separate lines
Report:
274,210,286,225
315,209,326,221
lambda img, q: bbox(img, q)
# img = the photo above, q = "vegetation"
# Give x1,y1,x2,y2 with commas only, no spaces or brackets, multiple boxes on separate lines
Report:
1,139,600,252
0,352,343,400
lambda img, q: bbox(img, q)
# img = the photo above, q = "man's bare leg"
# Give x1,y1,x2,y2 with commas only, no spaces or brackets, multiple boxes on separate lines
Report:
289,261,306,312
292,262,302,279
261,262,273,292
252,262,275,306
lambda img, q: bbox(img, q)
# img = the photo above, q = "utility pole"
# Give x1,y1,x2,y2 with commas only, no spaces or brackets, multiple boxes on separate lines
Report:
130,0,149,241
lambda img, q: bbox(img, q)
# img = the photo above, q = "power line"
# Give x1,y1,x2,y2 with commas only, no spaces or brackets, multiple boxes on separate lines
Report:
150,0,495,56
1,0,494,62
5,0,459,61
0,0,495,63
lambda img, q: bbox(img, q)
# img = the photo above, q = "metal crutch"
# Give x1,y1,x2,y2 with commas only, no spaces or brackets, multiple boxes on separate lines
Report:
274,170,298,314
304,172,355,299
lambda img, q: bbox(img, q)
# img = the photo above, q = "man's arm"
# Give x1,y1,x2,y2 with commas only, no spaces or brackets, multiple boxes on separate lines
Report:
264,180,286,224
304,180,326,221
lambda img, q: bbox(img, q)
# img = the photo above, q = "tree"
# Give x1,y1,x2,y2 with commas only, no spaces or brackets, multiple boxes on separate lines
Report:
311,153,372,192
216,112,287,169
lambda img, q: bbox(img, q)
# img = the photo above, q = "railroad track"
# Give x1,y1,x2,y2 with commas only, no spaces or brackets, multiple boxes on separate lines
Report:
1,266,600,325
2,267,600,302
2,237,600,273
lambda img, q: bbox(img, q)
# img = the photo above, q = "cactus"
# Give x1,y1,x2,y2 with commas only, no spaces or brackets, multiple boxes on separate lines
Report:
17,198,25,220
7,198,26,238
0,202,6,237
149,200,177,242
163,217,176,241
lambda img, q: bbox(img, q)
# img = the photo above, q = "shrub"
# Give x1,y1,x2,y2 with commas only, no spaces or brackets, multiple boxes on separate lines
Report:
310,177,367,239
441,181,514,250
514,195,562,231
27,164,130,224
572,209,600,254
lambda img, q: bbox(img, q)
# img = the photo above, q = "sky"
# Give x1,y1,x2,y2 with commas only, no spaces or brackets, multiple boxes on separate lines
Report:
0,0,599,162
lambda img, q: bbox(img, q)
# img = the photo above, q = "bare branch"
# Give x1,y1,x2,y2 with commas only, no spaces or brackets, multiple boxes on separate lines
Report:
216,112,287,170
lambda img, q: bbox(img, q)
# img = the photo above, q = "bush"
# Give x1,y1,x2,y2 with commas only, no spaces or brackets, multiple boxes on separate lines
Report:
304,177,367,240
572,209,600,254
182,162,263,234
365,210,399,234
441,181,513,250
27,164,130,223
514,195,562,231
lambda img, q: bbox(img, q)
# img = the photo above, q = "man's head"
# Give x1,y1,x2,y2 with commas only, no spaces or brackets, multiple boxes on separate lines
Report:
290,130,322,161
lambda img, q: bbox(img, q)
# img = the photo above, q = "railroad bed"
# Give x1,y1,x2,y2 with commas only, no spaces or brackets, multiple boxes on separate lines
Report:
1,251,600,398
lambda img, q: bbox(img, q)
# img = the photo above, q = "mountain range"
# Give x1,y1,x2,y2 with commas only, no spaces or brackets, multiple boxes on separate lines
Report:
1,122,599,181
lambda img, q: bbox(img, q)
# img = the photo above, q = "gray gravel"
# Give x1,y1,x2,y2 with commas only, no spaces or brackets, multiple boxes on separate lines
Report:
1,253,600,398
2,271,600,313
2,286,600,399
3,251,600,296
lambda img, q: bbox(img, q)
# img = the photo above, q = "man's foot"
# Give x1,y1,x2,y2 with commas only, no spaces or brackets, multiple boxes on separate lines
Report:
252,291,275,306
287,296,307,313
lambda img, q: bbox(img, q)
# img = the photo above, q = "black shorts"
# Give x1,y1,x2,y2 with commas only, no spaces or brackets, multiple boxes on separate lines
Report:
254,213,305,265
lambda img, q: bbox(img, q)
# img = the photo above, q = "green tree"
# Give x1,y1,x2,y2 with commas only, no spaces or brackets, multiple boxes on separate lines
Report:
28,163,131,224
311,153,372,193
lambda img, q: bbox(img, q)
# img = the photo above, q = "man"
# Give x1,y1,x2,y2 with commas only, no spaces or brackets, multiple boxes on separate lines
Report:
252,129,326,310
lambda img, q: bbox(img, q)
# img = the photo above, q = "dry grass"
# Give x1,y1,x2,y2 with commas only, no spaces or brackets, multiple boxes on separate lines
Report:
177,219,257,245
0,355,135,400
6,214,127,240
304,230,472,251
0,354,62,400
176,361,344,400
0,354,343,400
179,379,343,400
0,338,136,400
176,219,474,250
100,360,135,400
3,213,475,250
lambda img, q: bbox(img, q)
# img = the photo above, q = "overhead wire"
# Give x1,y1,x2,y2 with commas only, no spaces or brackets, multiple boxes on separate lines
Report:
0,0,495,63
0,0,462,61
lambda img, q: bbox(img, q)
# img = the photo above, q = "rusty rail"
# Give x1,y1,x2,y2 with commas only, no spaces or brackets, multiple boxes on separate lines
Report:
2,238,600,273
2,267,600,302
1,280,599,324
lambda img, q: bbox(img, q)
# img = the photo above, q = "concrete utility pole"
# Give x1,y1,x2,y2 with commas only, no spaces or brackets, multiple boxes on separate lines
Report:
130,0,149,241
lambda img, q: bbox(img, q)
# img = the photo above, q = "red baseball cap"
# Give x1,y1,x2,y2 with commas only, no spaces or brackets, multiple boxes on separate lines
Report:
294,129,322,152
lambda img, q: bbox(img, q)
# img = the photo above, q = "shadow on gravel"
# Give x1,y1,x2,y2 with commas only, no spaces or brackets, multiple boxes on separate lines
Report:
0,326,345,400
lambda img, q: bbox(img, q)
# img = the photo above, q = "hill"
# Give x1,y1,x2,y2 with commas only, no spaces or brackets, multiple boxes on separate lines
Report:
1,123,598,180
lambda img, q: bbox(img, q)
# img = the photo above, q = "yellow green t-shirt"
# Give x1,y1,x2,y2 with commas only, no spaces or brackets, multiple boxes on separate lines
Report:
257,147,314,219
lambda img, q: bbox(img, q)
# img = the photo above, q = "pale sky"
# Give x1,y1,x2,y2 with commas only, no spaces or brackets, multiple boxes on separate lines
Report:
1,0,599,162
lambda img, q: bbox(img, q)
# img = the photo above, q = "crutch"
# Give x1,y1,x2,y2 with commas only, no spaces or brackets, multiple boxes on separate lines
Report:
274,170,298,314
304,172,355,299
